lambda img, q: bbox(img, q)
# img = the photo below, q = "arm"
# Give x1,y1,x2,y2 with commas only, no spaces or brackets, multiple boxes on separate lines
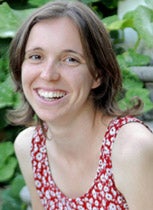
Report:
14,127,44,210
112,122,153,210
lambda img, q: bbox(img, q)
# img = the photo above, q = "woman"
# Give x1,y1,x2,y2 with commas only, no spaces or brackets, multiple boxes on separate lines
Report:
8,1,153,209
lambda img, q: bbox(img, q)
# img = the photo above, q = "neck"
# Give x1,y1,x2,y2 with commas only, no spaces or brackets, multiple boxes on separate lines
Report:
46,108,110,160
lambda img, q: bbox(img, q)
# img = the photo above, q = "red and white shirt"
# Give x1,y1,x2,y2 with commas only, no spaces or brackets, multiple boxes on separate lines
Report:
31,116,143,209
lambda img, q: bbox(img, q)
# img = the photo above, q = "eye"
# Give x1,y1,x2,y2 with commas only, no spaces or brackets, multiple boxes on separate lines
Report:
24,52,44,64
29,54,42,61
62,56,80,66
65,57,78,63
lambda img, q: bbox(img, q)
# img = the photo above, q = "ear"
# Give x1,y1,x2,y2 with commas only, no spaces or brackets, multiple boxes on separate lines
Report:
92,77,101,89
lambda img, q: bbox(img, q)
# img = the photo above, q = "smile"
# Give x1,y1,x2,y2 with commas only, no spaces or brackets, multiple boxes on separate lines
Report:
37,89,67,101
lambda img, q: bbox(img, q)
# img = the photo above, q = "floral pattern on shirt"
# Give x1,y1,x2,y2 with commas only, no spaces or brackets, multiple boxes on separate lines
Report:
31,116,141,209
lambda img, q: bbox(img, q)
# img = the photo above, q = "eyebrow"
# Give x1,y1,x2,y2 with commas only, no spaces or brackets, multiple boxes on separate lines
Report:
61,49,85,59
25,47,42,53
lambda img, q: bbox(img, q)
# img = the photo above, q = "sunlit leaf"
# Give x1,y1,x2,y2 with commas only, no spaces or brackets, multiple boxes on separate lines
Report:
124,5,153,48
29,0,53,7
0,2,35,38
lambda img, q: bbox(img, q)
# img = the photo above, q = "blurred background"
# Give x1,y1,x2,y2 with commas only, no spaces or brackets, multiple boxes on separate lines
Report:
0,0,153,209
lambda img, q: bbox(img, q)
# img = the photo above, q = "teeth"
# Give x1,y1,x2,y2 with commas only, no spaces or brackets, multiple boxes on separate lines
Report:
38,90,66,100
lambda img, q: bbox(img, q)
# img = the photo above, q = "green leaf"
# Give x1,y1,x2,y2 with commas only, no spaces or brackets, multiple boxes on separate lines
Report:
9,175,25,198
0,141,17,182
124,5,153,48
119,88,153,113
0,76,19,108
144,0,153,9
29,0,53,7
103,14,134,31
117,49,151,68
1,175,26,210
0,56,9,82
119,68,153,113
122,68,143,89
0,157,17,182
81,0,100,3
0,2,35,38
0,142,14,166
103,15,126,31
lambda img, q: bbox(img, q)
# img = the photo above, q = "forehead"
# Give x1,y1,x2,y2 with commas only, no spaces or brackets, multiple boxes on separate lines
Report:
26,17,83,51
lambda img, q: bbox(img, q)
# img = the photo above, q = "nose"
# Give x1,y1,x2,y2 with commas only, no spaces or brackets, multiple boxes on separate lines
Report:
40,60,60,81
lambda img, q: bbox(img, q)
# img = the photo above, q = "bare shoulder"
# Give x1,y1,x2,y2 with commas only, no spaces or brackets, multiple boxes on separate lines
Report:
14,126,36,176
114,122,153,156
14,126,35,180
112,121,153,209
14,126,35,156
14,127,44,210
112,121,153,173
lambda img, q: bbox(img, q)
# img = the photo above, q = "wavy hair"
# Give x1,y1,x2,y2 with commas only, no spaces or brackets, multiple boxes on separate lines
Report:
8,0,142,125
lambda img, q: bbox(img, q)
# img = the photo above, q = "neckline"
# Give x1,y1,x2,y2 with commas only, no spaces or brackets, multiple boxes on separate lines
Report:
43,117,117,201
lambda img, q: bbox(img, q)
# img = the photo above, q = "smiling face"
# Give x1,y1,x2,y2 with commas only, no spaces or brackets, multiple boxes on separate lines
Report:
21,17,99,124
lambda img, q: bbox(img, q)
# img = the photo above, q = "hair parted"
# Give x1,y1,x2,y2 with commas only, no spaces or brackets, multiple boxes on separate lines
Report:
8,0,143,125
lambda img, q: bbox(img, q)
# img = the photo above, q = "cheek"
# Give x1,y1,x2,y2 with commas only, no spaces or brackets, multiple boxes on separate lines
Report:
21,67,35,97
21,69,30,90
71,71,94,94
21,70,30,97
21,64,37,86
21,63,28,81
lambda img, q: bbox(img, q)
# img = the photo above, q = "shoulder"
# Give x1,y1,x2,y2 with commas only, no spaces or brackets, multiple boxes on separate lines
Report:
111,116,153,161
15,126,35,141
14,126,35,147
115,120,153,155
112,120,153,169
112,120,153,209
14,126,44,210
14,126,36,161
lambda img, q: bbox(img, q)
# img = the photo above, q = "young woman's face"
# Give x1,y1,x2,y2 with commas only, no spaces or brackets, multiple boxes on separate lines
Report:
22,17,99,124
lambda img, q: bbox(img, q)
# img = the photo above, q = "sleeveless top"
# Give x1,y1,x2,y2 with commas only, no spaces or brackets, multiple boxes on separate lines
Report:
31,116,143,210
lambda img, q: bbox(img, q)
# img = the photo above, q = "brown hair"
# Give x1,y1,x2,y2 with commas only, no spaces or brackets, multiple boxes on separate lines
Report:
8,0,142,125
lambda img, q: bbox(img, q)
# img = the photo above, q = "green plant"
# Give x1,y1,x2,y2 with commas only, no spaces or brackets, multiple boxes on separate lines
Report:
0,0,153,208
103,0,153,49
0,141,26,209
80,0,119,17
117,49,152,112
102,0,153,112
1,174,26,210
0,142,17,182
0,2,35,208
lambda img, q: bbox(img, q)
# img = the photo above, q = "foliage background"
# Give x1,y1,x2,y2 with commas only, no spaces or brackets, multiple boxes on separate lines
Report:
0,0,153,209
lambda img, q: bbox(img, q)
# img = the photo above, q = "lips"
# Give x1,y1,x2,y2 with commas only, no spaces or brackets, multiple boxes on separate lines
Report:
37,89,67,101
